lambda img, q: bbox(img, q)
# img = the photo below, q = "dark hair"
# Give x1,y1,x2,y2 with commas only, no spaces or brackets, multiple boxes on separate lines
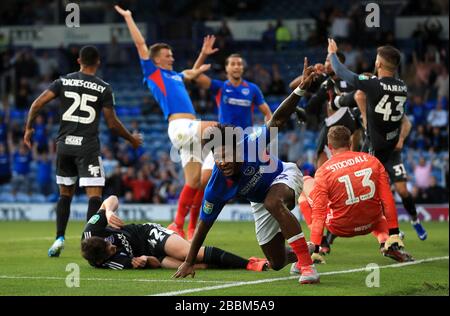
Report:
81,237,109,267
79,45,100,67
149,43,173,60
225,54,245,67
327,125,351,149
336,51,346,64
377,46,401,70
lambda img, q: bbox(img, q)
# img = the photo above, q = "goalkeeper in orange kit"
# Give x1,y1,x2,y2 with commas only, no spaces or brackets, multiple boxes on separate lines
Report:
297,125,414,266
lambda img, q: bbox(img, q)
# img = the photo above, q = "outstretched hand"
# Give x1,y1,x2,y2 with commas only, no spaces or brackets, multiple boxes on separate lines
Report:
114,5,132,17
201,35,219,56
328,38,338,54
172,262,196,278
299,57,316,90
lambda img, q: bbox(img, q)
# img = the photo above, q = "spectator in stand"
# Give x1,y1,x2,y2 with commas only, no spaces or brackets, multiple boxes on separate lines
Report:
32,114,49,154
252,64,272,94
262,22,276,50
409,124,430,151
0,112,8,149
102,147,119,179
15,78,32,110
106,36,127,68
427,102,448,130
408,95,428,127
0,143,11,185
413,156,432,191
11,142,32,196
435,65,449,108
268,64,287,96
104,166,124,198
125,170,154,203
37,51,58,79
429,126,448,152
423,175,448,203
275,19,292,51
216,20,233,44
36,152,53,196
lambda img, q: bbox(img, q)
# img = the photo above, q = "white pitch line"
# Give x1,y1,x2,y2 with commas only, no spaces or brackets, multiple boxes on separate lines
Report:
151,256,449,296
0,275,235,284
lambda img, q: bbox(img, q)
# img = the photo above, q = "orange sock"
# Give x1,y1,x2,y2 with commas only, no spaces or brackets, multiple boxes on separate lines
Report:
288,233,313,268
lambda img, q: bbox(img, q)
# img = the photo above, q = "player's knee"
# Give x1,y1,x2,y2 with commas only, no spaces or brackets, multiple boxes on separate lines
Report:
264,197,293,216
269,258,285,271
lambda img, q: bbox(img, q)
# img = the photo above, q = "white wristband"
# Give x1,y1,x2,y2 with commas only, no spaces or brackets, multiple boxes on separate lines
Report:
294,87,305,96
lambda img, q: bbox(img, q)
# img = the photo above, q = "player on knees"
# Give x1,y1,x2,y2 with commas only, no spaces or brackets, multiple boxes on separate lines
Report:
115,5,218,239
81,195,268,272
299,125,413,266
174,58,320,285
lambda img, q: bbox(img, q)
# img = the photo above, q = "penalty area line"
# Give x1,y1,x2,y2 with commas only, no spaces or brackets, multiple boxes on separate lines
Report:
151,256,449,296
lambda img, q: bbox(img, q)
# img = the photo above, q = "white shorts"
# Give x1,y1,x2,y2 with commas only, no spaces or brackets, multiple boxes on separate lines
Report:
201,151,215,170
250,162,304,246
168,118,202,167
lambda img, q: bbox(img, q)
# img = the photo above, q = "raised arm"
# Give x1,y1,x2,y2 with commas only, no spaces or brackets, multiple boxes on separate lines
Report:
191,35,218,89
327,38,359,87
24,90,57,149
267,57,316,129
115,5,149,60
182,64,212,82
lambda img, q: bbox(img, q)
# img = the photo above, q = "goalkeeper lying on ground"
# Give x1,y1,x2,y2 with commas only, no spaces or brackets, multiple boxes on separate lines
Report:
81,195,268,271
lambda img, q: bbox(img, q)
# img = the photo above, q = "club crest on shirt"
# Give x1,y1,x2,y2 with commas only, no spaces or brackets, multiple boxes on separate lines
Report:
244,166,256,176
241,88,250,96
203,201,214,214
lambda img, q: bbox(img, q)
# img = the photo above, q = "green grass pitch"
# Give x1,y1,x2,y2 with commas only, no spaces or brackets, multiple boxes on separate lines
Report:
0,220,448,296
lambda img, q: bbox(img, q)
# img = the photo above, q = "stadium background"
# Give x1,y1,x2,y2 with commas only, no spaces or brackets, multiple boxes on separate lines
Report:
0,0,448,222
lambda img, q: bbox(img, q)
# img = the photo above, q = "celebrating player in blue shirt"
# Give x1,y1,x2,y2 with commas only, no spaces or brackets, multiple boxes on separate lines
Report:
116,6,218,240
183,36,273,241
174,58,321,285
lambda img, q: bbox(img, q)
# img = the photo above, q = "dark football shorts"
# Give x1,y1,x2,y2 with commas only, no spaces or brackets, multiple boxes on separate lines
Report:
56,152,105,187
374,149,408,184
143,223,175,262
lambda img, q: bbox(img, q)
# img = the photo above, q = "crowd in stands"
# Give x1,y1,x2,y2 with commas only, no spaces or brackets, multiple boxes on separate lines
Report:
0,0,448,204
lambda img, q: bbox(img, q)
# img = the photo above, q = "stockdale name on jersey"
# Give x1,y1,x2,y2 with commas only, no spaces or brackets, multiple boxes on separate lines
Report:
326,155,369,172
61,78,106,93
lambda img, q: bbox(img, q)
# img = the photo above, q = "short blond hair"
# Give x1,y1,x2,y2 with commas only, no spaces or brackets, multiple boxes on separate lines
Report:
327,125,351,149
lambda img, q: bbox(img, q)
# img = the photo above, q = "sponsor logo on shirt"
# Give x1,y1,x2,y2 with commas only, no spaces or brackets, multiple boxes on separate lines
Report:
88,214,100,224
204,201,214,214
65,135,83,146
225,97,252,107
244,166,256,176
164,73,183,82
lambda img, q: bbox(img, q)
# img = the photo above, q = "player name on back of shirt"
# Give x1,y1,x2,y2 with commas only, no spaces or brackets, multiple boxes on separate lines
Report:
61,78,106,93
326,155,369,172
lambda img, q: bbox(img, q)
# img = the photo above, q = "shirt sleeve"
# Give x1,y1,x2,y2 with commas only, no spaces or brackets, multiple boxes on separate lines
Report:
82,210,109,240
102,85,115,108
199,169,230,224
309,169,329,246
140,58,158,78
47,78,62,96
252,84,266,107
330,53,378,92
209,79,224,94
102,254,133,270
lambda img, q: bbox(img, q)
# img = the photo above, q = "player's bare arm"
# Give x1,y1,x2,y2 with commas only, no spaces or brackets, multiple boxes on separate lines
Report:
182,64,212,82
327,38,359,87
115,5,149,60
173,219,213,278
24,89,57,149
268,57,315,129
192,35,218,89
259,103,273,123
395,115,412,151
102,107,143,149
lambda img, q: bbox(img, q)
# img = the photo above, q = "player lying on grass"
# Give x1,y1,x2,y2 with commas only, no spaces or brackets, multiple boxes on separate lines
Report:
81,195,268,271
296,125,414,269
174,58,321,285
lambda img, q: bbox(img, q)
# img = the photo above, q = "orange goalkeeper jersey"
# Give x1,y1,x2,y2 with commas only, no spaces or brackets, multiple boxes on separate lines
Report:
309,150,396,245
